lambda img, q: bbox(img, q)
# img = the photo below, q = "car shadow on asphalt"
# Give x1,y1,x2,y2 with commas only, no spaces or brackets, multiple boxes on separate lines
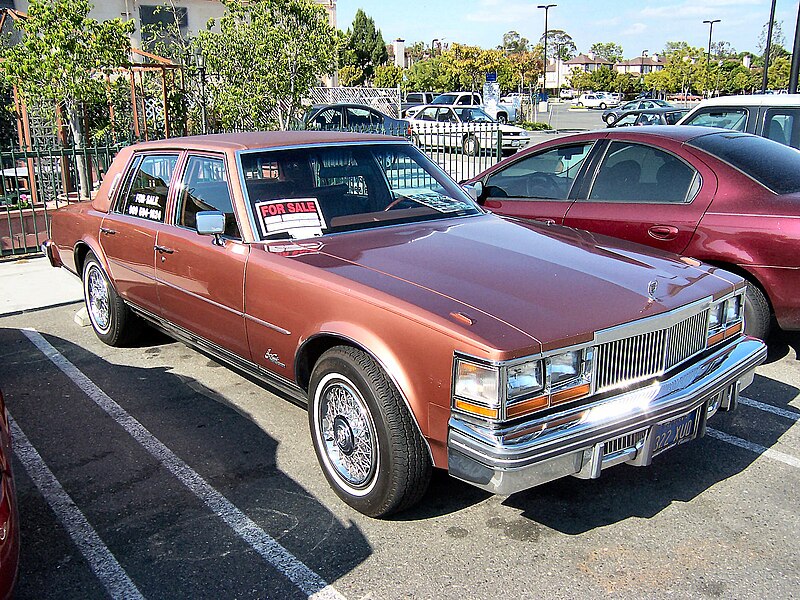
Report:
763,329,800,364
0,328,371,599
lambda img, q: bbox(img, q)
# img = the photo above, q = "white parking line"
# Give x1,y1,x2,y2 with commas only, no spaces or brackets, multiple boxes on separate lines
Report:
9,415,145,599
739,396,800,422
707,427,800,469
22,329,346,600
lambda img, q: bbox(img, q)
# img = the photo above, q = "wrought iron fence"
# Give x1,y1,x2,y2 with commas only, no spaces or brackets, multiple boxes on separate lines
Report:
1,143,124,256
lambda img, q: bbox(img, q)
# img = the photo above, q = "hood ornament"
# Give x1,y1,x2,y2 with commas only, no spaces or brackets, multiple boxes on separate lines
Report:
647,280,659,301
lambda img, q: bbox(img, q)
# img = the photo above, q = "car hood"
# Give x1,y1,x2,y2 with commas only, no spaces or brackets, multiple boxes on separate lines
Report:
290,215,735,355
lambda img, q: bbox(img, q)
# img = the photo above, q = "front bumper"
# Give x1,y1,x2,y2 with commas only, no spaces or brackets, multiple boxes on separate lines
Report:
41,240,62,268
448,337,767,495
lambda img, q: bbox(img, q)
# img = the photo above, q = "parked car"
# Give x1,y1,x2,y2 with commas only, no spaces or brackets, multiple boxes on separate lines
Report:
407,105,531,155
572,93,619,109
668,92,703,102
43,131,766,517
0,388,19,599
412,92,517,123
603,99,673,125
608,107,689,127
677,93,800,149
466,125,800,339
302,103,409,135
401,92,436,115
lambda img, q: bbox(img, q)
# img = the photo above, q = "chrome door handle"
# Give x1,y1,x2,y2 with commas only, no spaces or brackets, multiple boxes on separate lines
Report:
100,227,116,235
154,245,174,254
533,218,556,226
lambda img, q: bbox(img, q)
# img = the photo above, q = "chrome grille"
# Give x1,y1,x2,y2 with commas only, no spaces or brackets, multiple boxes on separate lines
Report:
604,430,646,456
594,309,709,393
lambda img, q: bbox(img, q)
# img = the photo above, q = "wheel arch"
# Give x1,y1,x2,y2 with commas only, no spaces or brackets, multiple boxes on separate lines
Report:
295,331,435,464
702,259,774,313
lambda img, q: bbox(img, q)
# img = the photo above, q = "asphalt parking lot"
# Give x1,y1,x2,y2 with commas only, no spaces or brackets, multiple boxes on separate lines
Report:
0,290,798,599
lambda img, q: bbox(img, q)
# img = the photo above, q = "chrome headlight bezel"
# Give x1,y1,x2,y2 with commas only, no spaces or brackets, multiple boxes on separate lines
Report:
707,290,746,344
453,345,594,422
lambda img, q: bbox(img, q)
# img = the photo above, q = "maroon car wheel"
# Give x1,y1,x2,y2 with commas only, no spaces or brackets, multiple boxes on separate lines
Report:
308,346,431,517
82,254,140,347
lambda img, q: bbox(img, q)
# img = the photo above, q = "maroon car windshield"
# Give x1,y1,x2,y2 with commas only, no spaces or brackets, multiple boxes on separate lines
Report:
239,144,480,240
687,132,800,195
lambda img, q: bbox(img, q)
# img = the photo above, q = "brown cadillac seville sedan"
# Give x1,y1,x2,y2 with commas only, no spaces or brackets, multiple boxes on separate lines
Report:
43,132,767,517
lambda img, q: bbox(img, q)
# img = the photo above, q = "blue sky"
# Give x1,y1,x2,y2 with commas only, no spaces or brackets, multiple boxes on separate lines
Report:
336,0,799,58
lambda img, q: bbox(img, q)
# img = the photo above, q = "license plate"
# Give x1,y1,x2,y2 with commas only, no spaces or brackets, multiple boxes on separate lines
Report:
652,408,699,456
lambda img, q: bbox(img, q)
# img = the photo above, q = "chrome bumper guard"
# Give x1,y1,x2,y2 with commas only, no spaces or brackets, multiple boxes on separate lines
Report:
447,337,767,495
41,240,62,268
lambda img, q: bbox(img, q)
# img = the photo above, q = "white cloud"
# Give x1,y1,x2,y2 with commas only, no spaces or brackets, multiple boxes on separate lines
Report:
640,0,760,19
622,22,648,36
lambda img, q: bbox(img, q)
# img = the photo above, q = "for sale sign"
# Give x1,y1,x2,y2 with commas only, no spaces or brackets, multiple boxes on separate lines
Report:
254,198,328,239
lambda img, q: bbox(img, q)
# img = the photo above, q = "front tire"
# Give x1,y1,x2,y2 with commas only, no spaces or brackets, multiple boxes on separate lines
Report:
308,346,431,517
605,113,617,125
82,253,140,346
743,281,771,340
497,113,508,124
599,102,607,109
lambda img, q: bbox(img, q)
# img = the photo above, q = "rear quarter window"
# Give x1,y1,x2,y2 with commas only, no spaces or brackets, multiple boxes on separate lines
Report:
683,107,748,131
687,132,800,194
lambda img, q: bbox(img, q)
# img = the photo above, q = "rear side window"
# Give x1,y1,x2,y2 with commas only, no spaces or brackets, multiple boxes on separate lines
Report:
763,108,800,149
117,154,179,222
587,141,699,203
688,132,800,194
682,107,748,131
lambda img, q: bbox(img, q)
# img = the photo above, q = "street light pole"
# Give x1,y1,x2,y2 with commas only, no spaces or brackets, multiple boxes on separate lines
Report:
762,0,777,93
538,4,556,94
790,2,800,93
703,19,720,98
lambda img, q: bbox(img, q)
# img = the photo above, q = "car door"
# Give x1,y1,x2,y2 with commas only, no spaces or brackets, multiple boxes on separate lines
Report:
99,153,180,313
563,138,716,255
480,141,595,224
154,153,251,359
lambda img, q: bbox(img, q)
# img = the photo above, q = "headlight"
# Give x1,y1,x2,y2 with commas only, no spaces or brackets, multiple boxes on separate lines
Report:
550,351,582,389
708,292,745,345
507,360,544,400
453,360,500,418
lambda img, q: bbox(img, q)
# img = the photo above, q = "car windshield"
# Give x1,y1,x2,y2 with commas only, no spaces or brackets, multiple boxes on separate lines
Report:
238,143,481,240
455,108,494,123
432,94,458,104
688,132,800,194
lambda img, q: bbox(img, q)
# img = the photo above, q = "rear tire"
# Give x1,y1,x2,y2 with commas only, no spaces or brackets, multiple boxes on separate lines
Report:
743,281,771,340
82,253,141,346
308,346,431,517
462,135,480,156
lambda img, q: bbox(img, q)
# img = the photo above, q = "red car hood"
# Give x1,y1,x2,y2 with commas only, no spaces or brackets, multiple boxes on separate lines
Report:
294,215,736,353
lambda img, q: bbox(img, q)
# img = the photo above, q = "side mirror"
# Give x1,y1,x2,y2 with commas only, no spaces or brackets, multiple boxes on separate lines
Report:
196,210,226,246
462,181,484,203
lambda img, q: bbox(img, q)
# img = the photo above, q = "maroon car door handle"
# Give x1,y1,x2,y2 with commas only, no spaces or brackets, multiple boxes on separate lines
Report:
648,225,679,240
484,200,502,209
154,245,174,254
99,227,116,235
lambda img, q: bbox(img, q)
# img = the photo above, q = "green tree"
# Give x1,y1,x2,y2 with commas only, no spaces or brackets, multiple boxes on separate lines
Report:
758,20,787,63
590,42,624,63
445,44,505,92
569,68,593,91
500,31,529,54
340,9,388,84
0,0,133,198
768,56,791,90
198,0,339,130
404,56,455,92
498,50,541,93
588,66,616,91
372,64,404,88
540,30,576,60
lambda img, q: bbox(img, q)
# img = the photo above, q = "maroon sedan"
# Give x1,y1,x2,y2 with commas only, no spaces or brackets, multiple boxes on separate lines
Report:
467,126,800,339
0,389,19,598
44,132,766,516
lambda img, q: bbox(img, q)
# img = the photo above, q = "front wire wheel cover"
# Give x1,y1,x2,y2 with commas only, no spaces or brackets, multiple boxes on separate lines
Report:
316,373,379,494
85,263,111,334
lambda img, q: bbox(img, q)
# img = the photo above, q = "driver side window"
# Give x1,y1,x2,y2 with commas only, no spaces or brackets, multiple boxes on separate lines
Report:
484,143,593,200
